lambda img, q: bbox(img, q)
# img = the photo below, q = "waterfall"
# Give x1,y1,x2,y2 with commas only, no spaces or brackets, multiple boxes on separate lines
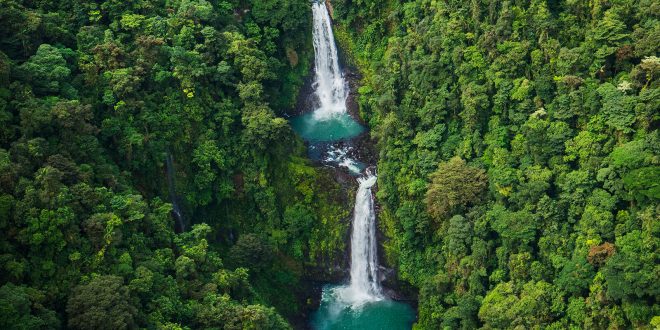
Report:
329,171,382,306
311,1,348,119
308,2,383,307
347,172,382,300
306,3,415,326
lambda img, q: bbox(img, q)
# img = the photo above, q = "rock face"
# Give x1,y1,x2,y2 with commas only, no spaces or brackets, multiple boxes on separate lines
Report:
293,68,316,116
344,70,363,122
325,0,334,18
379,265,419,304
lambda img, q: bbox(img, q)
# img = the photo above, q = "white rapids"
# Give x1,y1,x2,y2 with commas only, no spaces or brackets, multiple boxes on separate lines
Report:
324,145,362,175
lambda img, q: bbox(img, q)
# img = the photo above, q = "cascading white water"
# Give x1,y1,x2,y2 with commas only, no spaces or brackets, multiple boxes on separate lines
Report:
324,145,363,175
347,173,382,301
327,171,383,306
311,1,348,119
308,4,415,327
308,1,383,309
307,3,415,327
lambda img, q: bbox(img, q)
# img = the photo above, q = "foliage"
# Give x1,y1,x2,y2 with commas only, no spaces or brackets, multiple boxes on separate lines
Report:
0,0,348,327
425,156,487,222
332,0,660,328
66,276,137,330
1,0,658,328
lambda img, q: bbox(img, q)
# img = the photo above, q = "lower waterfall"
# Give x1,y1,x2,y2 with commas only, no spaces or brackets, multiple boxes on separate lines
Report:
344,172,382,303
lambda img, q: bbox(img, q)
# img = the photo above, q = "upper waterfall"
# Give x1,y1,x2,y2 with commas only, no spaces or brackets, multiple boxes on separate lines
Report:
311,2,348,119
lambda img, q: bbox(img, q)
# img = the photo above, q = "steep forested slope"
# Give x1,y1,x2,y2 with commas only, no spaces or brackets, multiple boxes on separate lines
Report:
0,0,350,328
330,0,659,328
1,0,658,329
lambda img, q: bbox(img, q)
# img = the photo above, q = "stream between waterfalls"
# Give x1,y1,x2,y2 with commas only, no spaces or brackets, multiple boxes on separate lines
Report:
289,2,415,329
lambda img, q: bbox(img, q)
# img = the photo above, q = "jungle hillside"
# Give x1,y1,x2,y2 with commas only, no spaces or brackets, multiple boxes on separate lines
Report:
0,0,659,329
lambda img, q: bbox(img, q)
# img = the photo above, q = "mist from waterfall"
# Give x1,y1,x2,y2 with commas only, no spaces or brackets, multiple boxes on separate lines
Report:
311,1,348,119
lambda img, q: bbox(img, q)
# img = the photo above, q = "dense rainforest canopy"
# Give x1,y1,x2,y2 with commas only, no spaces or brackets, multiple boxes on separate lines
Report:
0,0,351,328
0,0,658,329
330,0,659,328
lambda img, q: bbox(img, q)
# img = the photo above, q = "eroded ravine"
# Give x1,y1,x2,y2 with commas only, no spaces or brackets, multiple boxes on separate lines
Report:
290,2,415,329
